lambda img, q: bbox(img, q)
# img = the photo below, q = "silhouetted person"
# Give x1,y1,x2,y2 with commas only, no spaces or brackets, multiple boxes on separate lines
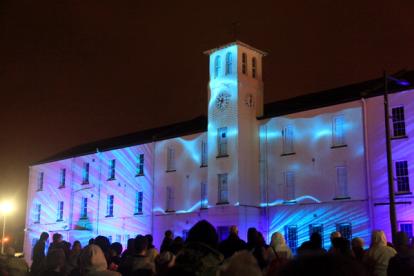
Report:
108,242,123,270
219,225,247,259
30,232,49,275
160,230,174,253
170,236,184,255
270,232,293,259
145,234,158,263
170,220,223,275
351,237,366,262
79,244,120,276
118,235,155,276
94,236,111,266
387,231,414,276
247,227,258,251
48,233,63,253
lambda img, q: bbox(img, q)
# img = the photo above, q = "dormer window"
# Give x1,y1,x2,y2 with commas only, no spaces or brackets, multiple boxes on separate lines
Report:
225,53,232,75
214,55,221,78
242,53,247,75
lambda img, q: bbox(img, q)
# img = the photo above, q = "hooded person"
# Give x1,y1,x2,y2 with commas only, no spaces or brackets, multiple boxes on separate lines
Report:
364,230,397,276
79,244,121,276
270,232,293,259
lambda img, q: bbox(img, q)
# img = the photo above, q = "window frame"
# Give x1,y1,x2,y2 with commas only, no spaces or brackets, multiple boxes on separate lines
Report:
108,159,116,180
106,195,114,217
82,162,90,184
136,154,145,176
225,52,232,75
242,53,247,75
217,173,229,204
391,106,407,138
166,147,176,172
332,115,346,148
56,201,64,221
80,197,88,219
134,191,143,215
395,160,410,193
217,127,228,157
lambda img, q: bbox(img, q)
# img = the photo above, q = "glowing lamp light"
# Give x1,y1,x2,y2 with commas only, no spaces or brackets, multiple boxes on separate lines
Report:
0,201,14,215
2,237,8,243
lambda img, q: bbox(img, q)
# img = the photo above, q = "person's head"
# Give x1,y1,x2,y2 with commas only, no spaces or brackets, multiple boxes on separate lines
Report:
310,232,323,249
79,245,108,273
145,234,154,249
394,231,409,252
370,230,387,247
109,242,123,257
171,236,184,255
40,232,49,241
187,220,219,249
72,240,82,252
126,238,135,252
332,237,351,256
229,225,238,236
330,231,341,242
94,236,111,254
135,235,148,254
247,227,258,245
52,233,63,243
351,237,364,249
257,232,266,247
270,232,287,248
165,230,173,239
88,238,95,245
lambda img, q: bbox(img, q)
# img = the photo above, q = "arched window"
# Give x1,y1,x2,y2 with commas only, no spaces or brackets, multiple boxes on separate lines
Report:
214,55,221,78
252,57,257,78
242,53,247,75
225,52,232,75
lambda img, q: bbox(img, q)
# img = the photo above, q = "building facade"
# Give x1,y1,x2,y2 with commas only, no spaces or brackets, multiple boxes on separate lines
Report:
24,41,414,261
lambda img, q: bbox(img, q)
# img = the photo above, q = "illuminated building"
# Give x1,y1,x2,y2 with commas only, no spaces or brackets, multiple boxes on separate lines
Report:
24,41,414,261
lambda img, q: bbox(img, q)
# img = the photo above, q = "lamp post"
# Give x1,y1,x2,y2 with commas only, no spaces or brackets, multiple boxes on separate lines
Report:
0,201,14,254
383,71,410,243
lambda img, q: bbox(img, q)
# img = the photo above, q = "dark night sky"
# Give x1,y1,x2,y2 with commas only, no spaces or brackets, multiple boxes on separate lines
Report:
1,0,414,244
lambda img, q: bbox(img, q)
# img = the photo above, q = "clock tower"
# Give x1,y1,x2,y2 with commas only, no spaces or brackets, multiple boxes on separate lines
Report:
204,41,266,208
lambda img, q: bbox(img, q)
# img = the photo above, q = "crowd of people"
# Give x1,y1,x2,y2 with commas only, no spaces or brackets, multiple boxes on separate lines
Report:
1,219,414,275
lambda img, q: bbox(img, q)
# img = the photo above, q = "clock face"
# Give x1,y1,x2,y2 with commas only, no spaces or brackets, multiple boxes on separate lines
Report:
245,94,254,108
215,93,230,111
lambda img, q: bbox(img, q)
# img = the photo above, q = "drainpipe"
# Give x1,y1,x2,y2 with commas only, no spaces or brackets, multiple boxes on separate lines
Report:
361,98,374,232
151,139,156,236
96,149,102,236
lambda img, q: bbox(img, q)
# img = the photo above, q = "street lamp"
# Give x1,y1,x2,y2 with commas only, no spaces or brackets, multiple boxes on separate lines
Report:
383,71,411,243
0,201,14,254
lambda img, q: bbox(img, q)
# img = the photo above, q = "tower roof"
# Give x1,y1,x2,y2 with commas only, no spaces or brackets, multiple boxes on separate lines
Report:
203,40,268,56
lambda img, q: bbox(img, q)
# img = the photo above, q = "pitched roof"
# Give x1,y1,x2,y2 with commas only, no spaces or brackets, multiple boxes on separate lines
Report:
35,116,207,165
35,70,414,165
260,70,414,119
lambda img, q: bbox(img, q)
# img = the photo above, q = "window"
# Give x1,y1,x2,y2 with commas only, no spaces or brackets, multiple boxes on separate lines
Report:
242,53,247,75
82,162,90,184
166,147,176,172
134,191,143,215
59,168,66,188
116,234,121,243
285,225,298,253
108,160,116,180
166,186,175,212
136,154,144,176
57,201,64,221
106,195,114,217
332,115,346,147
218,173,229,204
399,222,413,238
336,223,352,241
217,226,230,242
335,166,349,198
225,52,232,75
37,172,44,191
282,125,294,154
81,197,88,218
392,106,406,137
309,224,324,248
201,181,208,209
252,57,257,78
217,127,228,157
201,140,208,167
214,55,221,78
396,161,410,193
125,234,130,242
284,171,295,201
34,204,41,223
